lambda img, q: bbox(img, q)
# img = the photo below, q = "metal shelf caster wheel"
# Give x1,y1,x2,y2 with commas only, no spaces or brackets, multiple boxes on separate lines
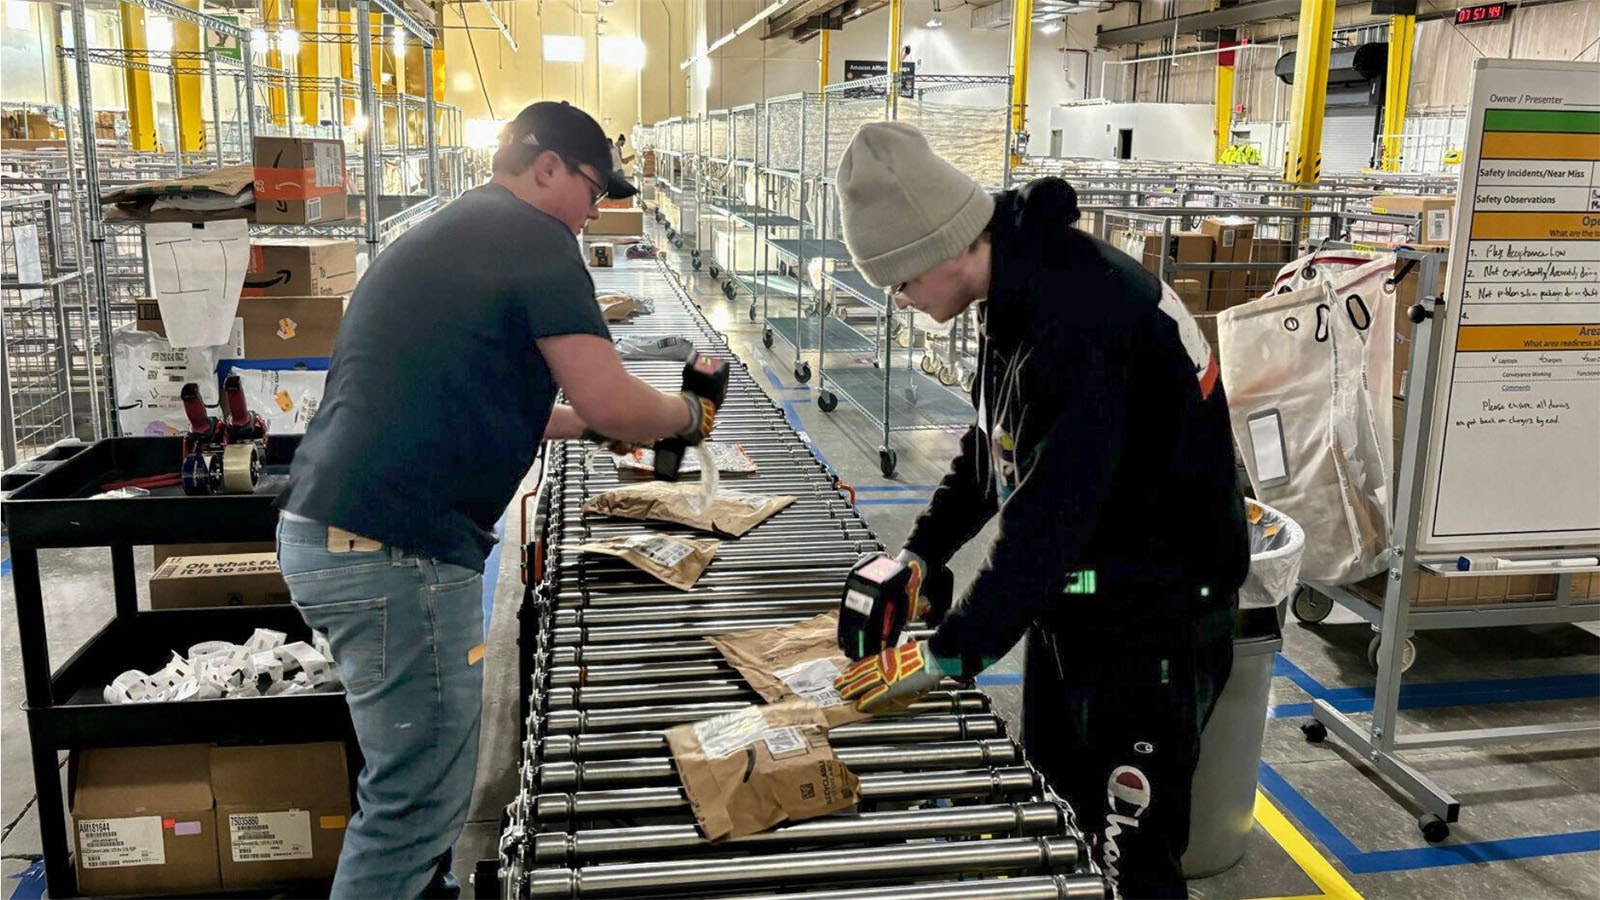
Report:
748,303,758,322
794,361,812,384
817,391,837,413
1419,813,1450,843
691,249,700,260
1301,721,1327,744
709,265,721,279
1367,635,1417,673
672,237,684,249
879,448,898,477
1291,586,1333,624
691,257,702,271
762,328,774,349
722,281,736,300
938,365,960,387
919,353,939,375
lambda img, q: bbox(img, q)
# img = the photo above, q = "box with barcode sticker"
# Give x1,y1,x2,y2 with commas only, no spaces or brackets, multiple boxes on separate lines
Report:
211,742,351,889
71,744,221,896
253,137,348,225
665,700,859,841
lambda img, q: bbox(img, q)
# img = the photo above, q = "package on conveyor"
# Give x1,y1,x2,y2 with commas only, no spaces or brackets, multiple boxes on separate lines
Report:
707,611,870,728
597,291,653,322
100,164,256,223
102,629,342,704
615,334,697,361
577,534,719,590
665,699,860,841
614,441,759,476
583,481,794,538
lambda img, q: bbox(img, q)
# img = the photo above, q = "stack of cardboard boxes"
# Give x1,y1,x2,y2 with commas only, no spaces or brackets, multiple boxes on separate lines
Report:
71,742,351,895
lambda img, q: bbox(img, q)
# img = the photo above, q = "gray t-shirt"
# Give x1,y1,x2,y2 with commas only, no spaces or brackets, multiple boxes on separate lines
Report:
280,183,609,569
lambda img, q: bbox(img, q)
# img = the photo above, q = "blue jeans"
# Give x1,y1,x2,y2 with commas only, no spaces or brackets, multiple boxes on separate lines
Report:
276,512,485,900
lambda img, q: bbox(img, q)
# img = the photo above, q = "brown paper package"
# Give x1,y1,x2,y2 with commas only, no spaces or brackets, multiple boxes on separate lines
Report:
708,611,870,728
576,534,719,590
584,481,795,537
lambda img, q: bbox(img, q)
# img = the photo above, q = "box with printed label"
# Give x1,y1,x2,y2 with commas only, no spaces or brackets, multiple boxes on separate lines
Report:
588,242,615,268
71,744,221,896
253,137,347,225
150,554,291,609
138,295,346,358
154,542,278,566
1200,217,1257,310
245,239,357,297
210,742,351,889
1371,195,1456,248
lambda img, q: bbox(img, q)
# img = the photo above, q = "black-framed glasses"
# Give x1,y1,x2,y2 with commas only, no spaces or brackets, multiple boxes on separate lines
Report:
570,164,608,205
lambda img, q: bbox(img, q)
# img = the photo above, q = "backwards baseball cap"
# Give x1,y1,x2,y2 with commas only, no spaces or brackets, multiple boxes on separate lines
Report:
499,101,638,199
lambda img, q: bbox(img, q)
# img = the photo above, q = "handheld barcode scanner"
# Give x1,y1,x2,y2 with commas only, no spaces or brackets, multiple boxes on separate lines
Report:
653,355,730,482
838,555,955,661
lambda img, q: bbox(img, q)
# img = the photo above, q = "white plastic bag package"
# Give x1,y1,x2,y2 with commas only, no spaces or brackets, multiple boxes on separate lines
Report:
111,325,237,436
228,366,328,434
1218,269,1395,586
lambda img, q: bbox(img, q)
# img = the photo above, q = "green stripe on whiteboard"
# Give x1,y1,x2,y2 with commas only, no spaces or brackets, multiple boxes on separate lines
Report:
1482,109,1600,134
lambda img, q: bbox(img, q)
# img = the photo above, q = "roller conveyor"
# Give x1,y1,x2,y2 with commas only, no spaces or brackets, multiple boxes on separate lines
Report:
496,254,1108,899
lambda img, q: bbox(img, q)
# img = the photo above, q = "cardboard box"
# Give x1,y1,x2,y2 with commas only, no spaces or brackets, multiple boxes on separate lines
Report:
587,208,644,237
254,137,347,225
1249,238,1297,295
150,554,291,609
245,239,358,298
1372,194,1457,248
1201,217,1257,310
210,743,350,890
72,744,221,896
154,542,277,566
138,295,346,358
1173,278,1207,315
588,242,615,268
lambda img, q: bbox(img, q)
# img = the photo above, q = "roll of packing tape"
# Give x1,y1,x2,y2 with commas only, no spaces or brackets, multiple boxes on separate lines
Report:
221,443,260,493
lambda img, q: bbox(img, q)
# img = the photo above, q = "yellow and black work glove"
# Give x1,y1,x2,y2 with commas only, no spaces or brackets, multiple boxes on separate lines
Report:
896,549,955,626
834,639,952,715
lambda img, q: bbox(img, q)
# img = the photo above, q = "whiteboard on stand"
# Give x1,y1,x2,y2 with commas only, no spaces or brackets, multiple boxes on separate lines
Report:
1417,58,1600,554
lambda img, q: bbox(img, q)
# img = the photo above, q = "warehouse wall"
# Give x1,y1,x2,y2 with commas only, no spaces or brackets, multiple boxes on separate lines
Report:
1047,101,1214,161
1,5,137,116
444,0,692,144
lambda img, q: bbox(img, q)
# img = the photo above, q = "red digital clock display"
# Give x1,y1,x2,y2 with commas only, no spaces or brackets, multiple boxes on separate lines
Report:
1456,2,1510,24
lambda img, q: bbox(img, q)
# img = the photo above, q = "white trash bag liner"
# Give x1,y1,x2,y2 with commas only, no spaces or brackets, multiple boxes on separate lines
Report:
1242,499,1306,610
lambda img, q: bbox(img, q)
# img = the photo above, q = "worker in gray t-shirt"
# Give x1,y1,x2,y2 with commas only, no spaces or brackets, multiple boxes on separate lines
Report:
276,102,712,900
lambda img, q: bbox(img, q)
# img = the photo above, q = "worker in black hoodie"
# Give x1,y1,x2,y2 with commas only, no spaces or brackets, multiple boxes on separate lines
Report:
831,123,1250,898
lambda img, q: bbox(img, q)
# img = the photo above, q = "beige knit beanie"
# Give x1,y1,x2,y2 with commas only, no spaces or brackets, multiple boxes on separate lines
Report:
836,122,995,289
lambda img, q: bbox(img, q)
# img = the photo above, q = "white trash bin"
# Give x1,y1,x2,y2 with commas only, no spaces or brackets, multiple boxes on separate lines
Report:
1183,500,1305,877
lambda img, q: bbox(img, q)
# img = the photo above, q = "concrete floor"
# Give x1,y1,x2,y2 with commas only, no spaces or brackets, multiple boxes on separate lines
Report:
3,216,1598,899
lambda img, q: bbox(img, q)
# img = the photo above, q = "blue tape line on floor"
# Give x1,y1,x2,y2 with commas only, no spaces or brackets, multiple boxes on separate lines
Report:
1,557,10,578
975,672,1023,686
762,363,808,393
6,859,45,900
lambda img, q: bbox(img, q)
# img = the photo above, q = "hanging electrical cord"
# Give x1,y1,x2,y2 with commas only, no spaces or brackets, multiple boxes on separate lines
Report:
457,3,497,118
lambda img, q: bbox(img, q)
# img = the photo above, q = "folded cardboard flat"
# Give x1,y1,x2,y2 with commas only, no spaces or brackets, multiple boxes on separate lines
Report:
100,164,256,223
254,137,348,225
138,296,345,358
154,542,278,566
150,554,291,609
211,743,350,889
72,744,221,896
245,239,358,298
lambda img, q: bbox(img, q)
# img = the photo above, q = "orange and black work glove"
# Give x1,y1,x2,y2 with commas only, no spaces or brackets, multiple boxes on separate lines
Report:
834,639,951,715
676,392,717,445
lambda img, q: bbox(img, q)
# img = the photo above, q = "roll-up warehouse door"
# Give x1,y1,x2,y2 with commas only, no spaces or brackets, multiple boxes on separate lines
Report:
1321,108,1378,173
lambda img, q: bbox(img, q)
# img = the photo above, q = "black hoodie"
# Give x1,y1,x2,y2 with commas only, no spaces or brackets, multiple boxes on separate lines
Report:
912,178,1250,665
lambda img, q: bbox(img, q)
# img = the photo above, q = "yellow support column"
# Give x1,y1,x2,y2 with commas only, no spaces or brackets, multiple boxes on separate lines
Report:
886,0,903,118
1214,39,1236,163
819,28,830,92
337,10,356,125
1381,14,1415,172
173,2,204,152
1009,0,1034,165
293,0,320,126
264,0,286,125
119,8,158,151
1283,0,1336,184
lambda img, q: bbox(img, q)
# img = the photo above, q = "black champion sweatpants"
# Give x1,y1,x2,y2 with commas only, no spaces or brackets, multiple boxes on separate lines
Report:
1022,620,1233,899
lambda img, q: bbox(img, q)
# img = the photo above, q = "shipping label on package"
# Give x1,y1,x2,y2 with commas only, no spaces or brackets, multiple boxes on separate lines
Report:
708,611,869,727
229,810,314,862
77,816,166,869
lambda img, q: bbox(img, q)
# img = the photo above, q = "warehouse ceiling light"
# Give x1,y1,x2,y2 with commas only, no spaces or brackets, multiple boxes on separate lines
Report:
927,0,942,28
600,35,646,70
277,28,300,58
681,0,792,70
543,34,585,63
392,26,405,55
250,27,267,48
1039,18,1063,34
